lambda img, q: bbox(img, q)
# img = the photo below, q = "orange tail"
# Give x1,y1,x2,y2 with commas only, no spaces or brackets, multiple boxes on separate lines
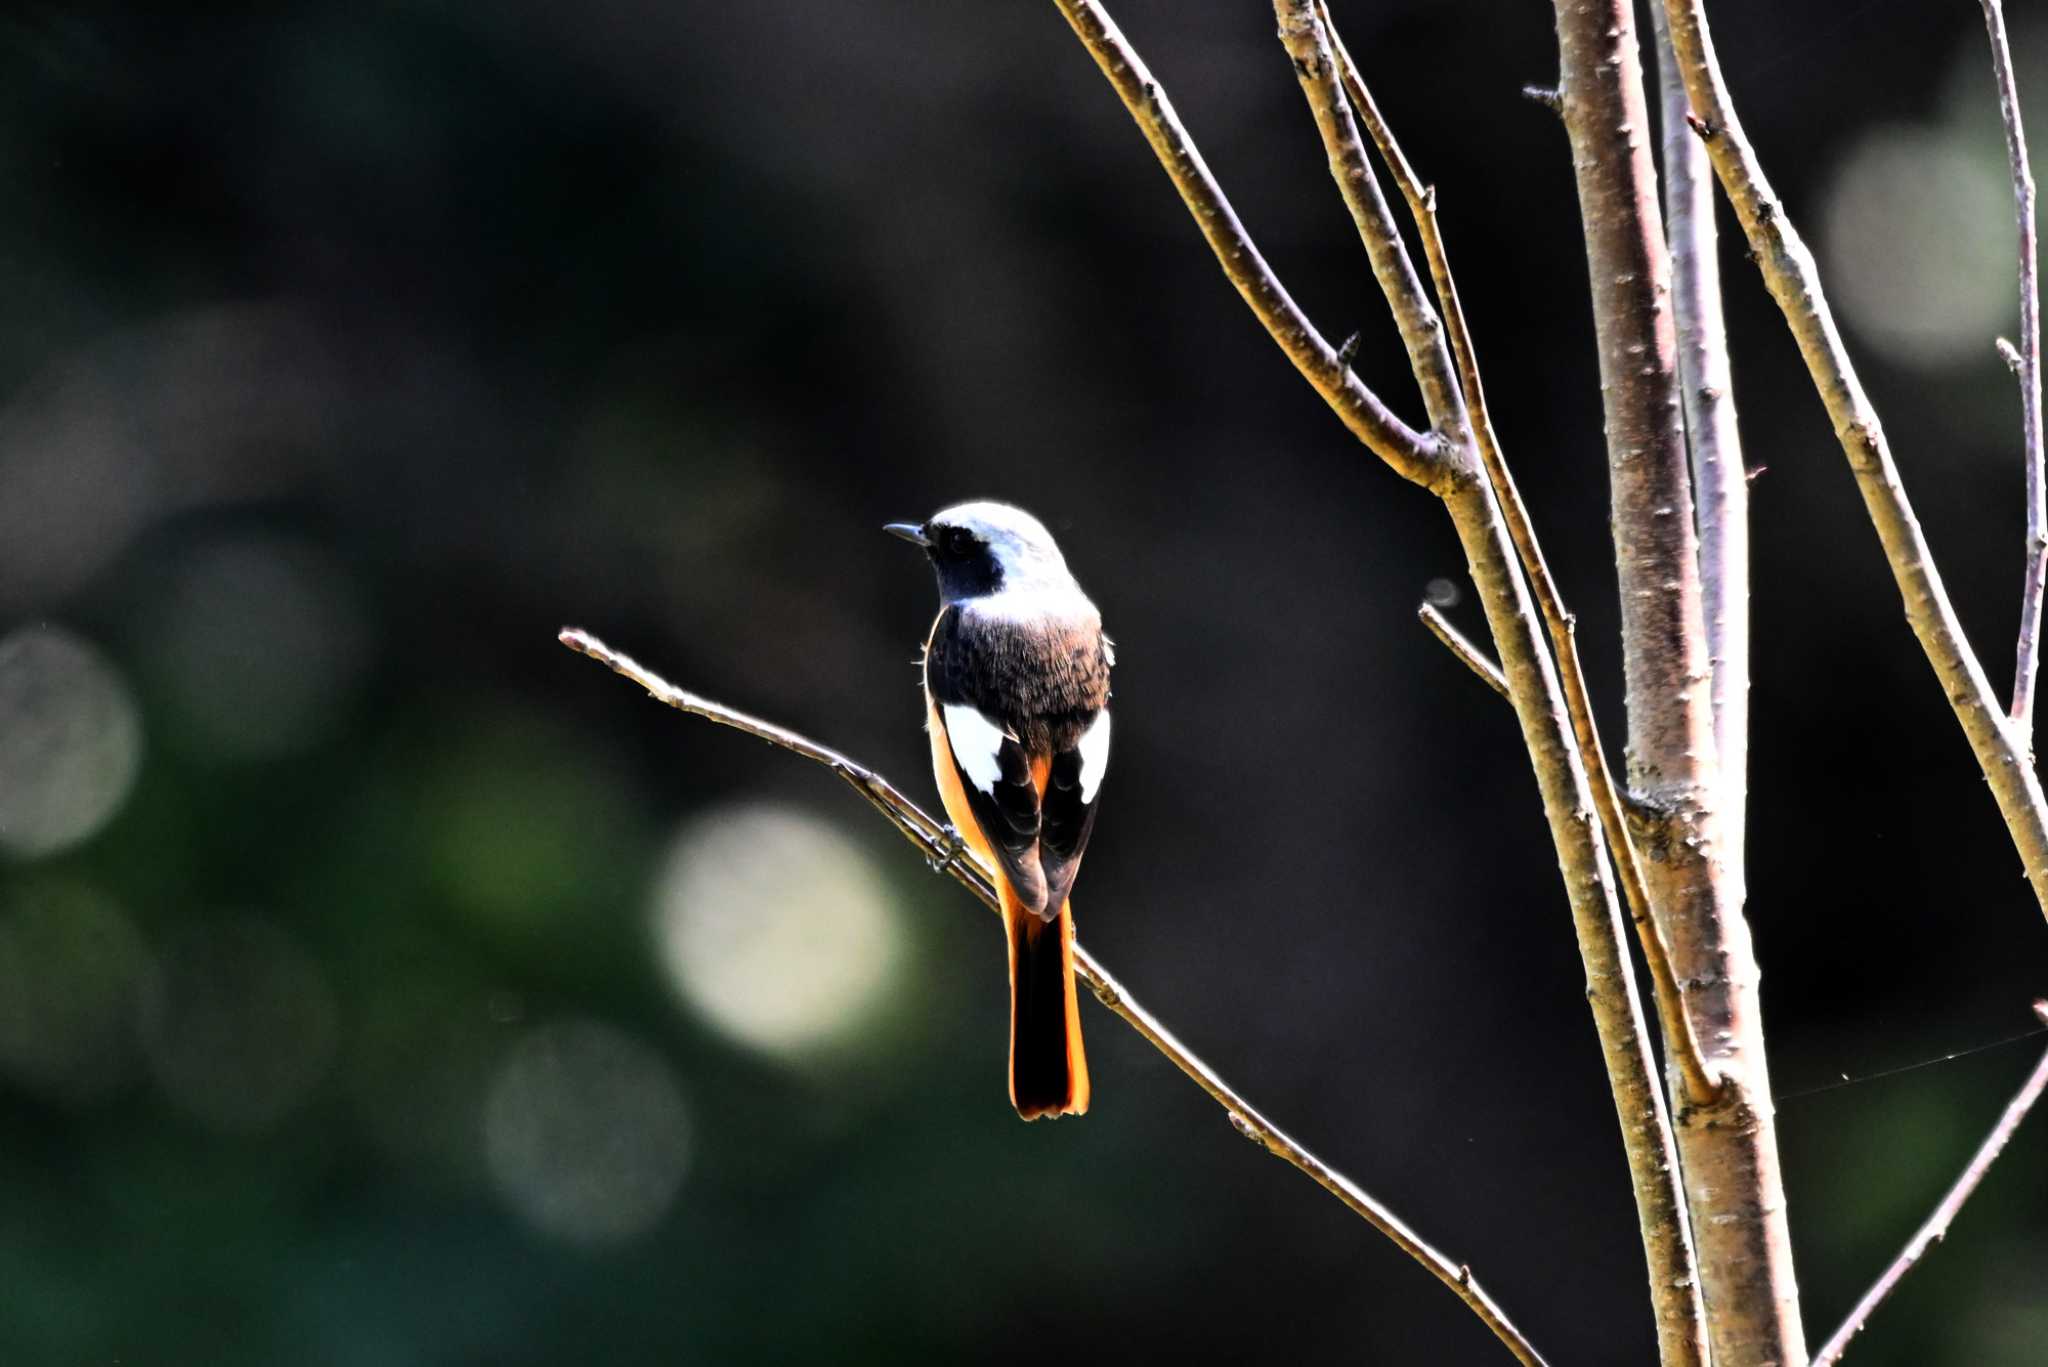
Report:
1003,884,1090,1120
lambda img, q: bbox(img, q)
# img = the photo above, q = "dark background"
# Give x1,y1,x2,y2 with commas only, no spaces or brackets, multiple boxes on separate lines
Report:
3,1,2046,1362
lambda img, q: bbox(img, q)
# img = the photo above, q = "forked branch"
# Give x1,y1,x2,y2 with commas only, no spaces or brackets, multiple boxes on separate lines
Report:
1048,0,1453,487
1809,1002,2048,1367
1273,0,1467,440
559,626,1549,1367
1316,0,1719,1112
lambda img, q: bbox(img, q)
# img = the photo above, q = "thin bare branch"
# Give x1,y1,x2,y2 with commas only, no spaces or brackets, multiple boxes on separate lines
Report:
1271,0,1467,439
1659,0,2048,925
1047,0,1452,488
1317,1,1720,1113
559,626,1549,1367
1810,1002,2048,1367
1419,602,1509,697
1980,0,2047,748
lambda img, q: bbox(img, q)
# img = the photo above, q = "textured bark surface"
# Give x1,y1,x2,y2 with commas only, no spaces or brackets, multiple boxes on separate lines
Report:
1632,807,1805,1367
1553,2,1805,1363
1552,0,1710,807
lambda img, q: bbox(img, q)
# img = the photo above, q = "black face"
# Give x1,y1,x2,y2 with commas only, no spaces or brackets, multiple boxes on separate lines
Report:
923,520,1003,601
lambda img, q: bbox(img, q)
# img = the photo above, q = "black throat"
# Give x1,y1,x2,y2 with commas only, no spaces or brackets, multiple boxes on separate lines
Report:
931,543,1003,601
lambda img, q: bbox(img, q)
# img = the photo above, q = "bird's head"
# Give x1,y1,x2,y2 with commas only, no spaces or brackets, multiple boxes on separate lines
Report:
886,500,1071,603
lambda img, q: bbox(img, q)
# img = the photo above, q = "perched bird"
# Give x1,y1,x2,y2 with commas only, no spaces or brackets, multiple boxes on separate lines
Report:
888,502,1113,1119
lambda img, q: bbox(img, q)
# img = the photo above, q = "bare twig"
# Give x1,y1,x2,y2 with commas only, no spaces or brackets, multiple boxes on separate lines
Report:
1980,0,2047,748
558,626,1549,1367
1047,0,1452,488
1419,602,1509,697
1809,1002,2048,1367
1659,0,2048,924
1317,0,1721,1117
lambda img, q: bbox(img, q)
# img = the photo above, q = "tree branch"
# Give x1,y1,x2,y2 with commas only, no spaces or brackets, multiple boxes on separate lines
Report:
1980,0,2047,750
1316,0,1720,1118
1553,0,1716,817
1809,1002,2048,1367
558,626,1549,1367
1047,0,1454,489
1419,602,1509,698
1659,0,2048,925
1272,0,1468,440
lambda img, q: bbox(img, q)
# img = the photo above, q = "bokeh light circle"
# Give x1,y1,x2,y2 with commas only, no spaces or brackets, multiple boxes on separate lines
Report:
652,802,903,1057
1822,124,2013,370
483,1019,691,1247
0,625,144,858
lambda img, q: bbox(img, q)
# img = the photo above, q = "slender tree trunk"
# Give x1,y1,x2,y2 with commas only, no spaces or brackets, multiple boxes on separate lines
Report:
1550,1,1805,1363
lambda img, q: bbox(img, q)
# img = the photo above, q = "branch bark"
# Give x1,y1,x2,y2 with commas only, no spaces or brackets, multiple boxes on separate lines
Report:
1658,0,2048,925
1809,1002,2048,1367
1980,0,2047,749
558,626,1550,1367
1554,4,1804,1363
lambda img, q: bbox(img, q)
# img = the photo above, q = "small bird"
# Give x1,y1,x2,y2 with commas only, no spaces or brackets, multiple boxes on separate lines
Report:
888,501,1112,1119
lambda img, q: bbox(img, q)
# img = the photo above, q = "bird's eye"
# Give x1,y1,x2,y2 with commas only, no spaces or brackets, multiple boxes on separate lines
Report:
943,528,975,557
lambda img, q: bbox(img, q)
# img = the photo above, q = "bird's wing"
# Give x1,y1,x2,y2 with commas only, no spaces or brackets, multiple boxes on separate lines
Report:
1039,707,1109,916
926,608,1048,912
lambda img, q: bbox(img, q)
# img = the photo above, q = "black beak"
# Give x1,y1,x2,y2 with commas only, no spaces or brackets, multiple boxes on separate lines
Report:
884,522,930,548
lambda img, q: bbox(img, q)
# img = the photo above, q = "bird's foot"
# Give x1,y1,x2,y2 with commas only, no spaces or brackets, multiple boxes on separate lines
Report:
927,824,969,875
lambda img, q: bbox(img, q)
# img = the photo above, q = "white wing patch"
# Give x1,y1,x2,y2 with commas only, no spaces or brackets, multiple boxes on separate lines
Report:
941,703,1008,796
1077,709,1111,803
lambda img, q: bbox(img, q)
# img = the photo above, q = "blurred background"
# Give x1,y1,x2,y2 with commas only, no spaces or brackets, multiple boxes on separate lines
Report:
2,1,2046,1362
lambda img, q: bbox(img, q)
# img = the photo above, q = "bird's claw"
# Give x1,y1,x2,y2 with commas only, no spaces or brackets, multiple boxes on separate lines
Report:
927,824,968,875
